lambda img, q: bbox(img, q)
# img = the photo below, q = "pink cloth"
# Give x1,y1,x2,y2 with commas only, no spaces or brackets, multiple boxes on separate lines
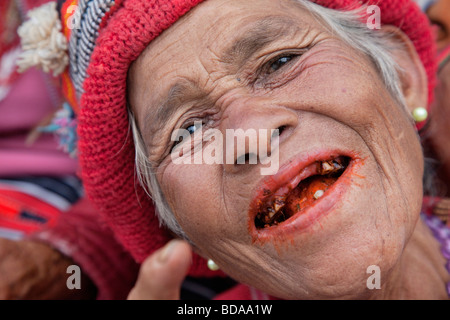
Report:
0,68,78,177
0,65,137,299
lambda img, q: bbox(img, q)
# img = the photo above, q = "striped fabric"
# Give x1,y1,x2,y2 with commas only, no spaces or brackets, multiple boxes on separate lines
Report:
64,0,116,98
0,176,83,239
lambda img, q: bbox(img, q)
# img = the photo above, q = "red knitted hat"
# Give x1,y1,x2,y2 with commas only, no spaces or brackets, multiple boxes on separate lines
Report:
17,0,438,277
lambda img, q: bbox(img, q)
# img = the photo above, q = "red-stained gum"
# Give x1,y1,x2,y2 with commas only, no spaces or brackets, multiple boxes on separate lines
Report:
248,150,365,246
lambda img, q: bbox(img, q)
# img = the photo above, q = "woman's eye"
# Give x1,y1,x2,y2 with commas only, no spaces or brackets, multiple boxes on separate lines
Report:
269,55,294,73
171,121,203,151
186,123,200,135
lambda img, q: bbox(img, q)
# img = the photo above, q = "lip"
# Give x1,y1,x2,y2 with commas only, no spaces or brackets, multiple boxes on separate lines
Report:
248,149,362,243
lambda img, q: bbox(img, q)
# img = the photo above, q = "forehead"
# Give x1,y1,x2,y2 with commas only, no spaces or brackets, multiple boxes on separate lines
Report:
134,1,315,69
128,0,320,96
155,0,318,55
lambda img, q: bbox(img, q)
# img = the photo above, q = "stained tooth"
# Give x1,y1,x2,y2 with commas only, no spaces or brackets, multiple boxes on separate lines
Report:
314,190,325,200
333,161,344,171
273,203,283,213
334,157,343,165
272,196,286,214
266,207,276,219
321,161,334,174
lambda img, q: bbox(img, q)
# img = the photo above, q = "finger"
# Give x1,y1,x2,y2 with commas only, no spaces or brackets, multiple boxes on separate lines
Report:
127,239,192,300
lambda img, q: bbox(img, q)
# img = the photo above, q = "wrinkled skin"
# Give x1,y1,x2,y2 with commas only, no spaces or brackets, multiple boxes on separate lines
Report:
128,0,449,299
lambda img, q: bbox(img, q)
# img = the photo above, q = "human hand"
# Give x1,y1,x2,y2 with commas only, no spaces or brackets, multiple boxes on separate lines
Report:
127,239,192,300
0,238,96,299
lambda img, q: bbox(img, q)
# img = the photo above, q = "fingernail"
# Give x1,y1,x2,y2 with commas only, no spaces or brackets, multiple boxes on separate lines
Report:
158,240,179,263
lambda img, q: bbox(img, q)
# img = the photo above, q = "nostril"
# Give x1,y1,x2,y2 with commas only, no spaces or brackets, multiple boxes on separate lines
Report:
272,125,287,140
277,125,287,136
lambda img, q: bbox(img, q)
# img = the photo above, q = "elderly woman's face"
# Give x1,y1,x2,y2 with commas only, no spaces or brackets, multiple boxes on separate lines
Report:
128,0,425,299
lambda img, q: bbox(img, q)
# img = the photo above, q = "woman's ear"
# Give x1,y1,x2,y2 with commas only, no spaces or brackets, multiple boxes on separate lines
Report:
381,25,428,113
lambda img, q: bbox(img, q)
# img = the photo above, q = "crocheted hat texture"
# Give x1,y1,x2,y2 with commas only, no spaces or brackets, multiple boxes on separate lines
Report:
22,0,438,277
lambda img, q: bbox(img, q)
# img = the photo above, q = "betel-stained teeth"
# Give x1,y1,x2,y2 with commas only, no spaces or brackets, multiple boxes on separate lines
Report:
318,157,346,175
273,196,286,213
255,156,350,229
321,162,334,174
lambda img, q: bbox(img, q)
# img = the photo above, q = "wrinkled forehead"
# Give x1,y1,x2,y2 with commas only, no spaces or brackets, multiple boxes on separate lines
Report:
127,0,324,109
136,0,316,58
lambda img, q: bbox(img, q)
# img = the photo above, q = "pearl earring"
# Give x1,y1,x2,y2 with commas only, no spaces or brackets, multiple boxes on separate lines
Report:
207,259,219,271
412,107,428,123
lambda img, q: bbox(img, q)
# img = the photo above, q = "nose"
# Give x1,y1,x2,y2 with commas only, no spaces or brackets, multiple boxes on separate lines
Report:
220,97,298,174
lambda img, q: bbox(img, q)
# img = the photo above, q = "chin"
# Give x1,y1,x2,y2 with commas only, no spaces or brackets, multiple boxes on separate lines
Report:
220,150,410,299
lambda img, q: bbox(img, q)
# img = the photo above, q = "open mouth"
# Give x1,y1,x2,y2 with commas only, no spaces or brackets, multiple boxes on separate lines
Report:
254,156,350,229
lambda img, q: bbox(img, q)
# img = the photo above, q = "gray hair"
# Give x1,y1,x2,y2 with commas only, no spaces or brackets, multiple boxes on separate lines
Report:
129,0,411,241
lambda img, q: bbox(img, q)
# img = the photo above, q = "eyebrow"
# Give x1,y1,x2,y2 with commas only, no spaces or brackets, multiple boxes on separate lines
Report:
144,15,302,138
222,16,302,67
143,79,201,137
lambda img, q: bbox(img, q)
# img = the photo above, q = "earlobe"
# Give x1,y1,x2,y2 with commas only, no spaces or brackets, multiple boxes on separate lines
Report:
381,25,428,114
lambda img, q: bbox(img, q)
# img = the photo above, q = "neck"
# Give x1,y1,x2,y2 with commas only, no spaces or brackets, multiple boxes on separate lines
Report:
372,217,449,300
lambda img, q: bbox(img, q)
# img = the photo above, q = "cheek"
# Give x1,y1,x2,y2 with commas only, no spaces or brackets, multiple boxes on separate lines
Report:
158,162,227,241
281,48,424,225
277,44,394,133
287,57,420,164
